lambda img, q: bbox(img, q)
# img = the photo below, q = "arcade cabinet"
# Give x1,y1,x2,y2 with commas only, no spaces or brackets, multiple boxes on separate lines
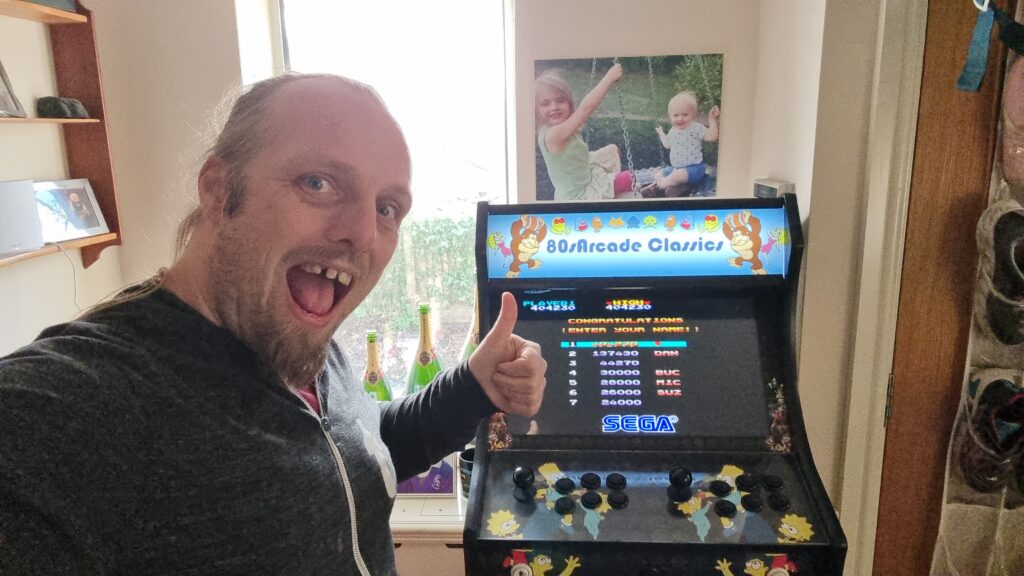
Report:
464,195,846,575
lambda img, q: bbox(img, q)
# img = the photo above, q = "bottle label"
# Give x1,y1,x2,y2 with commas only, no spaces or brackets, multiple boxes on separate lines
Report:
368,372,380,384
418,351,432,366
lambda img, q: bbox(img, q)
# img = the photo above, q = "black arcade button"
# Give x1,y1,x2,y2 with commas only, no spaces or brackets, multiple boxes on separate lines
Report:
667,485,692,503
555,496,575,514
580,473,601,490
669,467,693,488
512,466,535,488
741,493,764,513
606,473,627,490
608,490,629,509
736,473,758,492
513,485,537,503
554,477,576,495
709,480,733,497
762,474,784,492
714,499,737,518
767,492,790,511
581,490,602,509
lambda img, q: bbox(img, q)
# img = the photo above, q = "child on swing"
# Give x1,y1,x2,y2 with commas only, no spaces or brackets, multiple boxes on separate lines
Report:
653,90,720,192
535,63,630,201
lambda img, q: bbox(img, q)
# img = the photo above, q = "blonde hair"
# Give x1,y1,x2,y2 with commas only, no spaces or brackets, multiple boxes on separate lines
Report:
534,71,576,126
668,91,699,114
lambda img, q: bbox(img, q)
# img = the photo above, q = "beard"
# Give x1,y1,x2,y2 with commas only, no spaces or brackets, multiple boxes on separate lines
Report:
208,219,331,389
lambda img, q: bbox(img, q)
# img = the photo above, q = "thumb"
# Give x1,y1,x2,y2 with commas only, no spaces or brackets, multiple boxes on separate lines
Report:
486,292,518,341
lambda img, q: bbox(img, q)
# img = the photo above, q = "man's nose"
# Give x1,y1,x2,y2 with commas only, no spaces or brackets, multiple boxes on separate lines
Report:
326,197,377,252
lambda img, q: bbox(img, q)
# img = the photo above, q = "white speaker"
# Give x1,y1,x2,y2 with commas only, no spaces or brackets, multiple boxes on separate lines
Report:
0,179,44,256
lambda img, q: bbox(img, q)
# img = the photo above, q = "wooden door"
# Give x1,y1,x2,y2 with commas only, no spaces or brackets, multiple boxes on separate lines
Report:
873,1,1013,574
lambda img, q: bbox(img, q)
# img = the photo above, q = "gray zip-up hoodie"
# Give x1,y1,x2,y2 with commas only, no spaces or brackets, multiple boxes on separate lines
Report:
0,288,493,575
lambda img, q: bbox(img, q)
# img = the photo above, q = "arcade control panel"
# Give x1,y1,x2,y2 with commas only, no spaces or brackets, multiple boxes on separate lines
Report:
464,196,846,575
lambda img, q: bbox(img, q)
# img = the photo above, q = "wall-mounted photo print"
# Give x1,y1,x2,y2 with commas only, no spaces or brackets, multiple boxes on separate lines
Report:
33,179,109,242
534,54,723,201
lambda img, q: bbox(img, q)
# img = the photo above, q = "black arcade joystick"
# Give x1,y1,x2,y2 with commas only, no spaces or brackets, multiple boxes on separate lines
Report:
736,473,758,492
667,485,692,503
714,499,737,518
608,490,629,509
669,467,693,488
762,474,784,492
581,490,602,509
580,473,601,490
554,477,577,495
767,492,790,512
741,493,764,513
513,485,537,503
512,466,535,488
555,496,576,514
709,480,733,497
606,473,627,490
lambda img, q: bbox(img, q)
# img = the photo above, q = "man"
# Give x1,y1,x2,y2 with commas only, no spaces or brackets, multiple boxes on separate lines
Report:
0,74,547,575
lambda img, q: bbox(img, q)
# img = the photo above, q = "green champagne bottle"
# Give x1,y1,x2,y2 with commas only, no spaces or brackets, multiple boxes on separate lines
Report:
406,303,443,395
362,331,392,401
460,295,479,362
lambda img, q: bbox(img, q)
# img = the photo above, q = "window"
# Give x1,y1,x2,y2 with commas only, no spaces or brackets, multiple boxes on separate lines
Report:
283,0,507,395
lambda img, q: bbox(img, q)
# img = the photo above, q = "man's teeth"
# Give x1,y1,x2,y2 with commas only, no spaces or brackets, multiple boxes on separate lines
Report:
300,264,352,286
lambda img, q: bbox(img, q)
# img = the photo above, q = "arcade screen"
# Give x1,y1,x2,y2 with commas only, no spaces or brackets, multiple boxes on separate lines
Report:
495,287,768,438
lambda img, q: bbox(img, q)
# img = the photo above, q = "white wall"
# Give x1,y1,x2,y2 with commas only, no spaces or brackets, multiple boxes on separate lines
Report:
749,1,826,220
512,0,760,202
0,16,124,356
86,0,243,284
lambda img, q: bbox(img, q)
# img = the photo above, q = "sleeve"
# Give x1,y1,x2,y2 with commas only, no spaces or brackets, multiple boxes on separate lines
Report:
0,352,107,574
0,487,104,575
378,362,496,481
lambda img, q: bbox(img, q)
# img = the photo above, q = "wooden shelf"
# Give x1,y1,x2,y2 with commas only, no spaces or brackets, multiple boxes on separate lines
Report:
0,0,86,24
0,117,99,124
0,232,117,268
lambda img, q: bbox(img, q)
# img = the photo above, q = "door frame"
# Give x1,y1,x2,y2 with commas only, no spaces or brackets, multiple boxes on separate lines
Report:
837,0,927,573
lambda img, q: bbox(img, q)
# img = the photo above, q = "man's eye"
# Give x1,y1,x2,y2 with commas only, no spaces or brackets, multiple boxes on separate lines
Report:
300,175,331,194
378,203,399,220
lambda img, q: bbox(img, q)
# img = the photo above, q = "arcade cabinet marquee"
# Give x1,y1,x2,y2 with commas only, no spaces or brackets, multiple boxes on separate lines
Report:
463,195,846,576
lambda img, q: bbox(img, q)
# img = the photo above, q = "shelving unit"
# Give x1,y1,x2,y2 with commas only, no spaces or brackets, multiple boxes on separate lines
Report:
0,1,120,268
0,0,86,24
0,117,99,124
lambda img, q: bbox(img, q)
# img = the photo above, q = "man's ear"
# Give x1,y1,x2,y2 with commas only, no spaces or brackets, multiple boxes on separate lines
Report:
197,156,229,225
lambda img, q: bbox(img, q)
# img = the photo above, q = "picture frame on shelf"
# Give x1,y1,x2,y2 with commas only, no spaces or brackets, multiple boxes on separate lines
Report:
0,58,26,118
33,179,109,243
396,452,457,497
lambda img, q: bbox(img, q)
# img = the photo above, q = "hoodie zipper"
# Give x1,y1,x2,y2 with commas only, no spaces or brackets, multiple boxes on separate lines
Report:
295,386,371,576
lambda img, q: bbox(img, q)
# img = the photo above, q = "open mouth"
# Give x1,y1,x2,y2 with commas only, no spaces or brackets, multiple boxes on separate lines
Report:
286,264,352,319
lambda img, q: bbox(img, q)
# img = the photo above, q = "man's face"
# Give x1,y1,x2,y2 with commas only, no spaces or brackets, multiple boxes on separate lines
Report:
206,79,412,386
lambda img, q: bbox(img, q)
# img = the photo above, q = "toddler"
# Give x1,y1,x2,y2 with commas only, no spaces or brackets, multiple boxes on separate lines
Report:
654,91,720,190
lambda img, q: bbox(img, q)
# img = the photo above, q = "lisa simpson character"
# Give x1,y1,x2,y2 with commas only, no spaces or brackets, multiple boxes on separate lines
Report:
777,513,814,543
487,510,523,539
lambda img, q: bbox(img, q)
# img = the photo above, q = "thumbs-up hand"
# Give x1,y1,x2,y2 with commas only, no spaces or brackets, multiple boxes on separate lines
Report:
469,292,547,416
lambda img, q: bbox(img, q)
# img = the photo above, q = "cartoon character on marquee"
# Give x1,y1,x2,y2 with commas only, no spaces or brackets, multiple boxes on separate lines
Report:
488,232,514,267
722,210,766,275
507,215,547,278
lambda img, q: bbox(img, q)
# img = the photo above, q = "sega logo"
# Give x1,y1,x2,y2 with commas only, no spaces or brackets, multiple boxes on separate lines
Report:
602,414,678,433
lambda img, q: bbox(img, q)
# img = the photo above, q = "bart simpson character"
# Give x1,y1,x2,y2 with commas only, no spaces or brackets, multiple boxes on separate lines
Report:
777,514,814,543
487,509,523,539
531,554,582,576
744,558,768,576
